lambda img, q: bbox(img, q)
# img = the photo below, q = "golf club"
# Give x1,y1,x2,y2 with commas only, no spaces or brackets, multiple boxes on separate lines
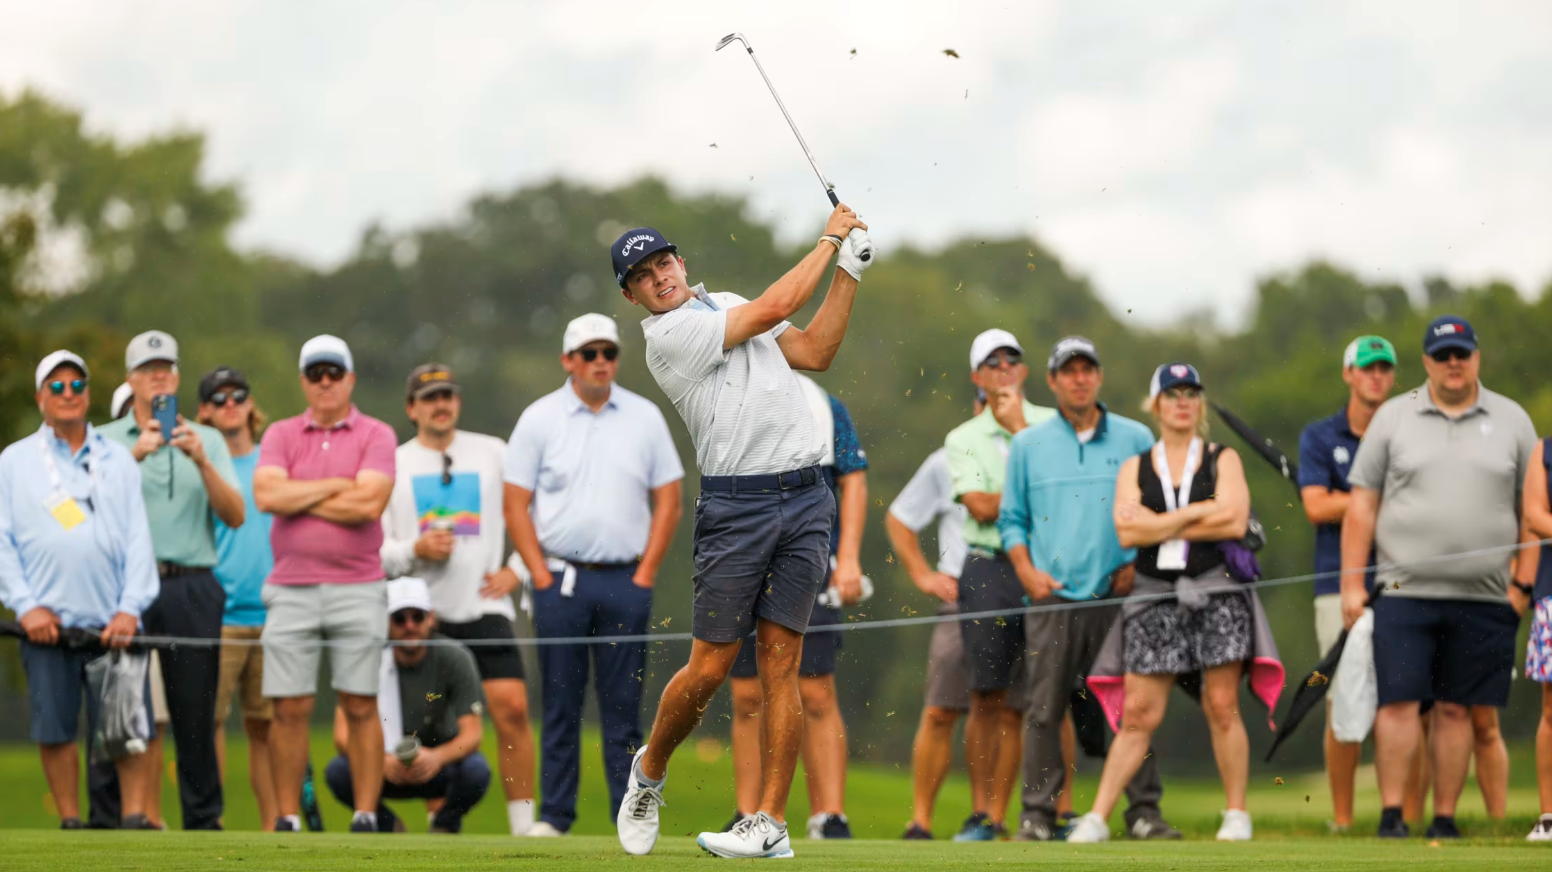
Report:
715,32,870,261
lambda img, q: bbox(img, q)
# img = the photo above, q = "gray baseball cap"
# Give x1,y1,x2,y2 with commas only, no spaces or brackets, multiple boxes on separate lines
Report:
1047,336,1101,372
126,330,179,371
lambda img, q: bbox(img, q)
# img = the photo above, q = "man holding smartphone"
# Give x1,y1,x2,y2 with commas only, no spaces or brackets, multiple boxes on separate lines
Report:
99,330,245,830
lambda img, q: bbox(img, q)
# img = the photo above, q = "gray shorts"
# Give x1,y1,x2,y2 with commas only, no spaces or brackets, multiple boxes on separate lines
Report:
924,603,971,711
691,473,834,643
261,581,387,697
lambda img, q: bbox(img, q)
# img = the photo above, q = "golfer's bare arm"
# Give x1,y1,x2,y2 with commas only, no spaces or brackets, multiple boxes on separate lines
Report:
723,241,841,350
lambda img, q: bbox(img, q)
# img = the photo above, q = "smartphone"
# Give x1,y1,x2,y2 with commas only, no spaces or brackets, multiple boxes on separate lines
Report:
151,394,179,441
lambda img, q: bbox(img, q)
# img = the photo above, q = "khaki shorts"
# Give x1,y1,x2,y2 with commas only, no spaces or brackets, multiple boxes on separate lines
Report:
217,625,273,721
261,581,387,698
923,604,971,711
1314,593,1344,657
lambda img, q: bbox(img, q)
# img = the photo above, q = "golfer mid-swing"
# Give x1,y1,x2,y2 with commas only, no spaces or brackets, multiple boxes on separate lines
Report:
612,204,873,859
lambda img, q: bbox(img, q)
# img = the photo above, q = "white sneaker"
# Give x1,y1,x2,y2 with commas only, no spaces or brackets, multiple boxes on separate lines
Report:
1065,812,1111,844
616,746,665,855
806,812,826,840
524,821,564,838
1528,814,1552,842
697,812,795,859
1216,810,1253,842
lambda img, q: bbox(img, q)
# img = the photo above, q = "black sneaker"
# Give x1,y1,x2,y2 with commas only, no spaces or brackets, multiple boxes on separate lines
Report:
902,822,934,840
1377,808,1409,839
1129,817,1183,840
301,761,325,832
350,812,378,833
274,817,299,832
60,817,85,830
820,814,853,839
1424,816,1461,840
721,811,751,833
120,814,159,830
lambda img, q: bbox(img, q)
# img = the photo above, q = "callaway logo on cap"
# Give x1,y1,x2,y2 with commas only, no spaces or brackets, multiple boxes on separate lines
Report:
610,227,678,287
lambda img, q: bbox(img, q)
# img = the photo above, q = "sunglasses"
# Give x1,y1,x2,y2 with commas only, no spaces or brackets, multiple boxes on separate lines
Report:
418,388,457,403
575,347,619,363
207,388,250,406
441,452,453,486
46,379,88,396
304,363,347,383
979,351,1022,369
1430,348,1472,363
391,608,428,626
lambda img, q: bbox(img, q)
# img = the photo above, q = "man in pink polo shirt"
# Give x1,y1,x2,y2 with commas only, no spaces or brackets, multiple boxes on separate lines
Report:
254,335,397,834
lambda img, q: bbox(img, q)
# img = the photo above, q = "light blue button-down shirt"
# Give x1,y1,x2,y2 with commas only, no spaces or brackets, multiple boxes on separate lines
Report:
0,425,160,628
504,381,684,563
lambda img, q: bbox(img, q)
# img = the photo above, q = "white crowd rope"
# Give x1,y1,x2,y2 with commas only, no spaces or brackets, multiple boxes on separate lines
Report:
111,536,1544,650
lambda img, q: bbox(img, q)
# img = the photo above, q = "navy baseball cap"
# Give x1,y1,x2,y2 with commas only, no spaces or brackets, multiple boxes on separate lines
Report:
611,227,677,287
1422,315,1477,356
1149,362,1203,398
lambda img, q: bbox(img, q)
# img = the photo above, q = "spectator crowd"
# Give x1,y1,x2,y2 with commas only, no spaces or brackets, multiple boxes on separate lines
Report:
4,310,1552,844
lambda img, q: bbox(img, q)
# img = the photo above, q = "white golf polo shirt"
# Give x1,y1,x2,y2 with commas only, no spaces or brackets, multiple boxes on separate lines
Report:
641,284,821,476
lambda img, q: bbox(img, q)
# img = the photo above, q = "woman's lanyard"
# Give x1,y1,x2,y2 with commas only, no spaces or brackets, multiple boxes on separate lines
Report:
1152,437,1201,571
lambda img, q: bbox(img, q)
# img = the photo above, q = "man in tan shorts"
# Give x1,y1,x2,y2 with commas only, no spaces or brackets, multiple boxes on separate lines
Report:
199,366,280,829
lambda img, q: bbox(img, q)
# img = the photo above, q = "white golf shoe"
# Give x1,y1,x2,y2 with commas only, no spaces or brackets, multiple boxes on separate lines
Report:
1064,813,1111,843
1527,814,1552,842
697,811,795,859
1216,810,1253,842
616,746,665,855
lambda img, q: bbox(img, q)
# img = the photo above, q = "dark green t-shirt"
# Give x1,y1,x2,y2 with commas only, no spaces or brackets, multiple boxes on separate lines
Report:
397,637,484,748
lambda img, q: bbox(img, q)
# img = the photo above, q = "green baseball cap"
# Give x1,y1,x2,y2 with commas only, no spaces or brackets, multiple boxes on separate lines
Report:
1342,335,1397,369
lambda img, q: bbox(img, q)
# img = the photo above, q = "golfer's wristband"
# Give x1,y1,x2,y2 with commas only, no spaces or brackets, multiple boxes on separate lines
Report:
818,234,843,252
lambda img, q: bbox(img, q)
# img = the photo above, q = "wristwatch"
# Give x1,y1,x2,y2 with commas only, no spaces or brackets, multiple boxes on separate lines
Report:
1512,580,1535,596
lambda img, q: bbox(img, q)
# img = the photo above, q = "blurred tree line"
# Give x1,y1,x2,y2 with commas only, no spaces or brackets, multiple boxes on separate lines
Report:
4,89,1549,772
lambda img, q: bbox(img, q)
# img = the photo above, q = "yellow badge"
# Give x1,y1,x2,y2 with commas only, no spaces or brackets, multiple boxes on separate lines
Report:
45,493,86,531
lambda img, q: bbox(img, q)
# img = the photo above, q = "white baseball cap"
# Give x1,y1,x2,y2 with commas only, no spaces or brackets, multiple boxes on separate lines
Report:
35,350,90,391
563,313,620,355
968,328,1024,372
126,330,178,371
299,334,354,372
111,383,135,419
386,577,433,615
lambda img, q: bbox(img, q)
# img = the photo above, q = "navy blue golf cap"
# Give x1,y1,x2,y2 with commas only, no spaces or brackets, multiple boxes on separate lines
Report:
1422,314,1477,356
1149,362,1203,398
611,227,677,287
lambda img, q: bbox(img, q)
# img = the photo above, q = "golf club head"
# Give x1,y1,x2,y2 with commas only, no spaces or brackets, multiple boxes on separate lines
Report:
715,32,749,52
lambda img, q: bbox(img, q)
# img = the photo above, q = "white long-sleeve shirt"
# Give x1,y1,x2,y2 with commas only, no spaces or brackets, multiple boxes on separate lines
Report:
381,430,515,623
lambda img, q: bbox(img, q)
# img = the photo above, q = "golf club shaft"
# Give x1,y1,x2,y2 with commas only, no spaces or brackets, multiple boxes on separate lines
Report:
736,43,837,203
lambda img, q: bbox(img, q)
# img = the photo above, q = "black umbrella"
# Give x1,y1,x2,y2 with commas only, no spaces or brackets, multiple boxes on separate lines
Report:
1264,588,1383,761
1212,403,1299,487
0,620,119,650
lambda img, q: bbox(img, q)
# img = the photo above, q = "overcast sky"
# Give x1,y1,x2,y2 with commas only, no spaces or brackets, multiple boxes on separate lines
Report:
3,1,1549,323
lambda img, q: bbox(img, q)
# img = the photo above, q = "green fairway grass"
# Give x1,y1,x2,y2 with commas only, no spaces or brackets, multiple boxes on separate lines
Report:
1,728,1545,865
0,831,1545,871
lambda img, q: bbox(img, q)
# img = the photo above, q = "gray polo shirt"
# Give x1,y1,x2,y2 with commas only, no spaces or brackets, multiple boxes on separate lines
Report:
1348,381,1536,602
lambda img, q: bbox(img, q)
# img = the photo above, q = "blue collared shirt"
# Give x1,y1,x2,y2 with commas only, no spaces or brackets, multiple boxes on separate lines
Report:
1297,407,1373,596
998,407,1155,601
0,425,160,628
503,381,684,563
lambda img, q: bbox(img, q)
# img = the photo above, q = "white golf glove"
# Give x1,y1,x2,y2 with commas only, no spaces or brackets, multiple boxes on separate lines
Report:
837,229,875,280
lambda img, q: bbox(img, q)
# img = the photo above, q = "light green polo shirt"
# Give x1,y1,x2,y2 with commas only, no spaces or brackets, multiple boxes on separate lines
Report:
98,414,238,568
944,399,1056,552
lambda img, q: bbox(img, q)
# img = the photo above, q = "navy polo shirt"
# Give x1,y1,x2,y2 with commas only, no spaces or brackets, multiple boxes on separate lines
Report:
1297,407,1374,596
